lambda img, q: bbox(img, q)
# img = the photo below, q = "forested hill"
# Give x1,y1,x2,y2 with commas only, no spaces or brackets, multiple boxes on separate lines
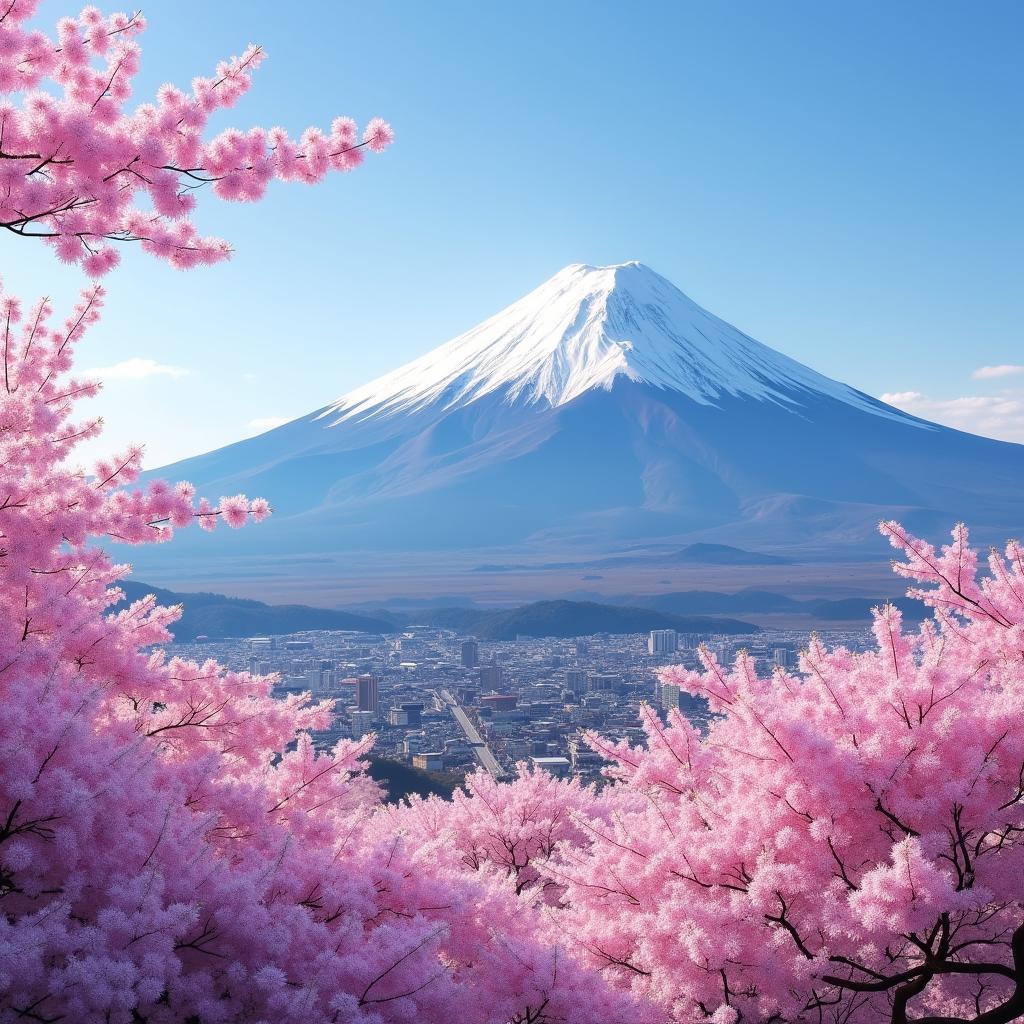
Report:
385,600,758,640
114,584,757,642
114,581,396,640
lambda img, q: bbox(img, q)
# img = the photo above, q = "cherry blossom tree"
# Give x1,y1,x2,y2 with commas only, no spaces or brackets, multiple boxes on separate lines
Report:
7,8,1024,1024
0,0,393,274
0,6,645,1023
0,228,644,1024
392,765,622,899
513,523,1024,1024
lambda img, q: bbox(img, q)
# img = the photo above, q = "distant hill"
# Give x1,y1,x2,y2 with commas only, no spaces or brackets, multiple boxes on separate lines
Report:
112,584,756,643
114,581,395,640
637,588,927,622
666,543,793,565
393,600,757,640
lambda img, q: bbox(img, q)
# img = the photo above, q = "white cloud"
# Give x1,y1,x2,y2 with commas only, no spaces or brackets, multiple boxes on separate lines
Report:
248,416,289,432
86,357,190,380
880,390,1024,444
878,390,923,405
972,364,1024,380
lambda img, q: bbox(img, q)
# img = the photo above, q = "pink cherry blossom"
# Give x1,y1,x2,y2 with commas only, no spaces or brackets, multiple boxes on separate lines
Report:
0,278,645,1023
0,3,393,274
468,522,1024,1024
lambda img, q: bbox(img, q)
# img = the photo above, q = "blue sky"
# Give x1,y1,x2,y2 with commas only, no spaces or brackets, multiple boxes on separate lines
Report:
10,0,1024,466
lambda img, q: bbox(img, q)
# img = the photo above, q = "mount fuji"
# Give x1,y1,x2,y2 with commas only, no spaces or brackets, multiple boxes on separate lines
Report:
135,262,1023,592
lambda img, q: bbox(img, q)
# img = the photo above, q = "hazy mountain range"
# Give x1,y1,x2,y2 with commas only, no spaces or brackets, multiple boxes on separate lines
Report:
115,581,759,642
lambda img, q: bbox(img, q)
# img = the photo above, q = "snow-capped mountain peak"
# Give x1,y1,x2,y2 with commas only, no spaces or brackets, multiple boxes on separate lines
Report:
321,261,905,427
143,259,1023,582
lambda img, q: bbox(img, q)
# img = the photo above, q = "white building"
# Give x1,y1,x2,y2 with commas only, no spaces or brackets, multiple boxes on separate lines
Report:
660,682,682,712
529,756,571,778
648,629,679,655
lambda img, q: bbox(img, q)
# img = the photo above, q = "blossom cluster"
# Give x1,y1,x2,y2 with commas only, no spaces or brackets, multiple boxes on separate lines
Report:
0,283,643,1023
409,524,1024,1023
0,1,393,273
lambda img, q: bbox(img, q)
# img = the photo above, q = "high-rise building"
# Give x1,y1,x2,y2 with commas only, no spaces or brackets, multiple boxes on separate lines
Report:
564,669,588,696
660,682,682,712
350,710,374,736
401,702,424,728
588,672,620,693
478,663,503,690
773,647,791,668
648,629,679,655
461,638,479,668
356,674,379,715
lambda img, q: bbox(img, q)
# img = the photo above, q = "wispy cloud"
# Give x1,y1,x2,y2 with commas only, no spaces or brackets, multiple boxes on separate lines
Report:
972,364,1024,380
248,416,289,432
86,357,190,380
880,390,1024,444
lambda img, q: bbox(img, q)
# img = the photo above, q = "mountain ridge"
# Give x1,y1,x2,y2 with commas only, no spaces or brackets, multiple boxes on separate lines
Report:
319,261,915,428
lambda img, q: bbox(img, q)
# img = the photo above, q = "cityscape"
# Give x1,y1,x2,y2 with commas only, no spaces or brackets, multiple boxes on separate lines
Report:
171,622,876,788
4,3,1019,1021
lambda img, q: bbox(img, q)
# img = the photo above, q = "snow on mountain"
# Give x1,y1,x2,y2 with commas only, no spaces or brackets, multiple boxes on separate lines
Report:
321,261,915,427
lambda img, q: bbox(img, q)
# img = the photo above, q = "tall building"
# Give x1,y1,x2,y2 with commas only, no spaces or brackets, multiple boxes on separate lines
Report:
356,674,379,715
388,702,424,727
648,629,679,655
564,669,588,696
461,638,479,668
350,709,374,736
478,663,503,690
588,672,620,693
660,682,682,712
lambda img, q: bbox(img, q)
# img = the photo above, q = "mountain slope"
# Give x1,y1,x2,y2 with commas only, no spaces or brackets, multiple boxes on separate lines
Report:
129,262,1024,589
